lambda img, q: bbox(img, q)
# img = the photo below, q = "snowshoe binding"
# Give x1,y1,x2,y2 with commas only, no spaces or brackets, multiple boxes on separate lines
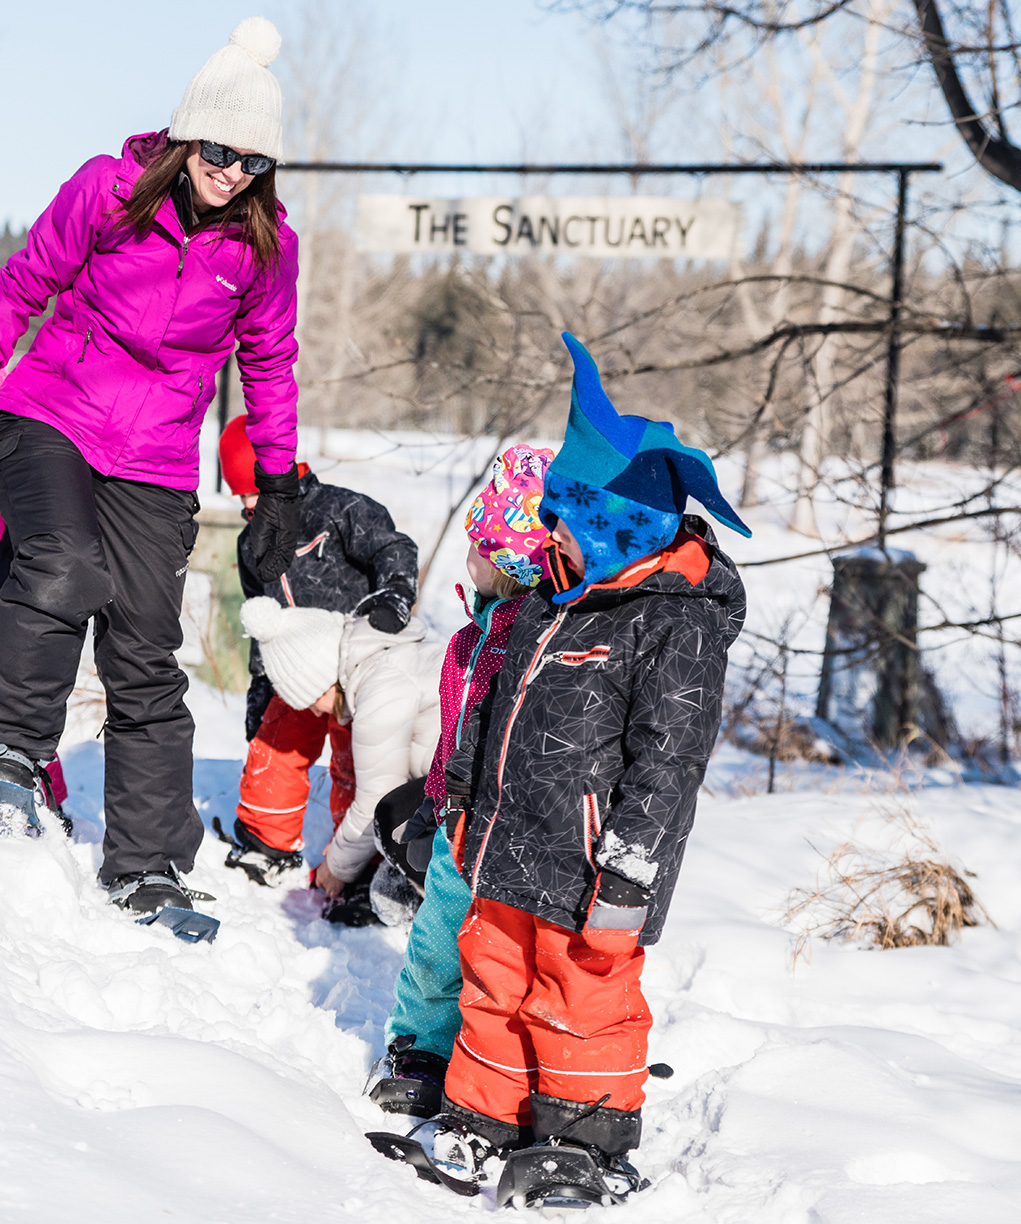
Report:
107,865,220,944
366,1113,502,1197
496,1141,647,1212
365,1034,448,1119
0,745,66,837
213,816,305,887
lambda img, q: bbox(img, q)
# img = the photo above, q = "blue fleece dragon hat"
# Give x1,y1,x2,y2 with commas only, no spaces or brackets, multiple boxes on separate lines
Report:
539,332,751,603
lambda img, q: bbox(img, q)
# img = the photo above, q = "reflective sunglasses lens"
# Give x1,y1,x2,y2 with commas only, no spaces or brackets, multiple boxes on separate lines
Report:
199,142,274,176
240,155,275,175
199,141,234,168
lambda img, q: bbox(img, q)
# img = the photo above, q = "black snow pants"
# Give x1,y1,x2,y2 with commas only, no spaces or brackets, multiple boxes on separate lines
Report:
0,413,204,882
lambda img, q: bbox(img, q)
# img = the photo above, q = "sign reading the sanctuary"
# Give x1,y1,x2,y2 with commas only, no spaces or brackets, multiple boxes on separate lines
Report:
356,196,742,259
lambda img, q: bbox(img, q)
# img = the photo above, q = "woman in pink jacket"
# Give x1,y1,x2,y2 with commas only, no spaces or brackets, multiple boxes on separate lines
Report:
0,18,301,918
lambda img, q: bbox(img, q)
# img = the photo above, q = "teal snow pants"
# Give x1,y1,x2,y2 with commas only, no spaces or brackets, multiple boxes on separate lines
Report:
384,825,472,1059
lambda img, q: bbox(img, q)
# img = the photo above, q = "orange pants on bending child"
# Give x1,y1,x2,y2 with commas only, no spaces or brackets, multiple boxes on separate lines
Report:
236,694,355,851
444,897,652,1129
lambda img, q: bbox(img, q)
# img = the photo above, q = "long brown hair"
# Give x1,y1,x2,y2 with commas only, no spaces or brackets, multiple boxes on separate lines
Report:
119,140,282,269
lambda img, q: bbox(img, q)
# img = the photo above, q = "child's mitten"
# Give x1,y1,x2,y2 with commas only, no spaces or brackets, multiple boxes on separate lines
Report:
396,795,437,874
358,583,415,634
583,869,650,955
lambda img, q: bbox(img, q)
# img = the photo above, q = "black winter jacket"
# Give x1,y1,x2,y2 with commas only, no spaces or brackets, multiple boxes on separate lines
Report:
239,471,418,680
452,519,745,946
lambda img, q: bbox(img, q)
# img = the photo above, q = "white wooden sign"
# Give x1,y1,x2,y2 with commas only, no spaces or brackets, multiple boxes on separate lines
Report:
356,196,742,259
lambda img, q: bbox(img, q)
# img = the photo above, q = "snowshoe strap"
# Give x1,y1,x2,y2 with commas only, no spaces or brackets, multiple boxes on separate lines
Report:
211,816,242,850
547,1093,612,1143
0,744,36,773
107,870,216,906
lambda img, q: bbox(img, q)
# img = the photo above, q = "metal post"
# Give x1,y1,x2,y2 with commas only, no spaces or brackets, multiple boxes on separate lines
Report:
878,170,909,548
215,353,231,494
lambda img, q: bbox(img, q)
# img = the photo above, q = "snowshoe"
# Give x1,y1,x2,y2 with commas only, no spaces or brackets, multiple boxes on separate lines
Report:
365,1034,448,1119
0,745,64,837
322,860,381,927
366,1113,500,1196
496,1141,647,1212
137,905,220,944
212,816,305,887
107,867,219,944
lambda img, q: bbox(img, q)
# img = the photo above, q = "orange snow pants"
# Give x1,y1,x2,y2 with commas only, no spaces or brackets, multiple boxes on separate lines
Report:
445,897,653,1129
236,694,355,852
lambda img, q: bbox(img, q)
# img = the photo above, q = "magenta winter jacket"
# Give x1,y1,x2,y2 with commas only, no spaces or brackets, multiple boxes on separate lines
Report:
0,133,299,490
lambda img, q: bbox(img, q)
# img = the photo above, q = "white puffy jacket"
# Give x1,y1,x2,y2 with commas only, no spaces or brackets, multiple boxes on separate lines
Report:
325,616,443,882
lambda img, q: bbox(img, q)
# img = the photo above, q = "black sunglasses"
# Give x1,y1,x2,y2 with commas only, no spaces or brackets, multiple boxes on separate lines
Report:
199,141,275,176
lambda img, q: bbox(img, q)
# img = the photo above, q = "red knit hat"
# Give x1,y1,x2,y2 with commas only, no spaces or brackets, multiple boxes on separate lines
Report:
218,414,258,495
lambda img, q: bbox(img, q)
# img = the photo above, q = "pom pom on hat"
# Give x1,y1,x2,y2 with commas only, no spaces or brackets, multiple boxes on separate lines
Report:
230,16,281,67
169,16,284,161
239,595,285,641
240,597,345,711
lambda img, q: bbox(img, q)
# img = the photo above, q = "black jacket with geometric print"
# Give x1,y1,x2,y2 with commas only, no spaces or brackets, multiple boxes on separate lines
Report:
450,517,745,946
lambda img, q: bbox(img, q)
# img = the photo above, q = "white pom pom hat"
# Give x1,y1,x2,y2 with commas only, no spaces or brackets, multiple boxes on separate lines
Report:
169,17,284,161
240,597,344,712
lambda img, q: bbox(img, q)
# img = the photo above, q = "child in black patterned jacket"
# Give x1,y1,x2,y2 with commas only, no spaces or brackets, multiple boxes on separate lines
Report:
399,334,749,1209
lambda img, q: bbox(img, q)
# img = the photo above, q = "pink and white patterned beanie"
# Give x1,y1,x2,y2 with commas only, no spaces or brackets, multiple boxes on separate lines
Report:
465,445,555,589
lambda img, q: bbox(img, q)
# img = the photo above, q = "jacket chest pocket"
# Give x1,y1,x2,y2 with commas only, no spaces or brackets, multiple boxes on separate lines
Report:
549,645,612,668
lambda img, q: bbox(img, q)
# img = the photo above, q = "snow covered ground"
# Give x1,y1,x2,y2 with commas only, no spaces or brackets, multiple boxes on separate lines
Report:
1,423,1019,1222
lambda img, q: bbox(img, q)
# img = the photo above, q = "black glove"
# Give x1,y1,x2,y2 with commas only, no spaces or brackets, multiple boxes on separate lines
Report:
358,584,414,634
244,674,276,741
443,766,472,843
396,796,437,874
584,868,651,940
249,462,301,582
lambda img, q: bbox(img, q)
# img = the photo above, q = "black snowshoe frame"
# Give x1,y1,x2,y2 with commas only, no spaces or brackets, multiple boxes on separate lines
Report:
366,1130,481,1197
365,1034,446,1119
212,816,305,888
496,1142,644,1211
137,905,220,944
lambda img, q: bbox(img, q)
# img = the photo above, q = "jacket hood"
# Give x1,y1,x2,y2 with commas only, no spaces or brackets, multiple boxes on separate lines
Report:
337,614,429,694
123,130,169,167
541,517,746,648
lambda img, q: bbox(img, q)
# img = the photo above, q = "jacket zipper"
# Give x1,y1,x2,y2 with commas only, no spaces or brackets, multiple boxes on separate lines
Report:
77,328,92,363
295,532,330,558
582,793,603,868
471,608,567,891
191,375,204,410
177,235,190,277
454,598,504,749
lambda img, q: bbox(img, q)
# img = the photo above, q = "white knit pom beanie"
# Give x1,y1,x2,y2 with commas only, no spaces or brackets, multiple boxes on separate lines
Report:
169,17,284,160
240,597,344,711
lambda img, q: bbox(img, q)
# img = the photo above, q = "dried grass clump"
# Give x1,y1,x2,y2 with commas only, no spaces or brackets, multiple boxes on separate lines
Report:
784,802,994,960
735,716,843,765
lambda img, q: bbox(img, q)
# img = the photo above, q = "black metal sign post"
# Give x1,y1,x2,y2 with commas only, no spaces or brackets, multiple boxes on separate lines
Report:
878,169,911,548
279,159,943,528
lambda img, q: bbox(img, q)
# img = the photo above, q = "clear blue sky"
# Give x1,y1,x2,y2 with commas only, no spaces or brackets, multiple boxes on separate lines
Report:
0,0,629,230
0,0,992,264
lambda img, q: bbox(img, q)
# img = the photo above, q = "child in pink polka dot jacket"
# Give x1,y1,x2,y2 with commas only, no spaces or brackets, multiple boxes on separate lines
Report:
366,444,553,1119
